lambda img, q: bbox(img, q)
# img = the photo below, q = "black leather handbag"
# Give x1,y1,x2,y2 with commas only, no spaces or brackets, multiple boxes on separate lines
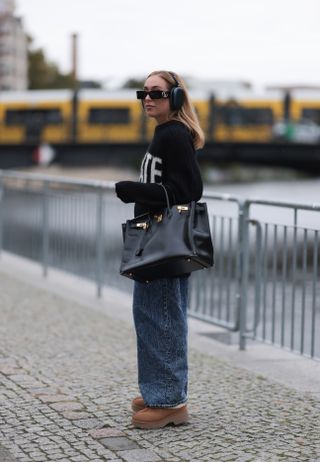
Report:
120,186,214,283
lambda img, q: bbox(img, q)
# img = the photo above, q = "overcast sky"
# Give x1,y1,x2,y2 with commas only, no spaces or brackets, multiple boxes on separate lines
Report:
15,0,320,88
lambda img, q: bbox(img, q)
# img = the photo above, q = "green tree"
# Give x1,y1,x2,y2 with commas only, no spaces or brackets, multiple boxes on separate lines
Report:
28,48,76,89
28,38,76,89
122,78,145,89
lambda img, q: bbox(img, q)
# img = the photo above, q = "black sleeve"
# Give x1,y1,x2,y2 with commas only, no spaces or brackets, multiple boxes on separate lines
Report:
115,181,168,207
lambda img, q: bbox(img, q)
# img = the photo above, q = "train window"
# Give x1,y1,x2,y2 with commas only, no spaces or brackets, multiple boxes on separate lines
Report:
5,109,62,125
218,106,274,126
247,108,274,125
301,108,320,125
88,108,130,124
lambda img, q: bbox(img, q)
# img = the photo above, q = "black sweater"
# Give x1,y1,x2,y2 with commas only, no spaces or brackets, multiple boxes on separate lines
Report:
115,120,203,216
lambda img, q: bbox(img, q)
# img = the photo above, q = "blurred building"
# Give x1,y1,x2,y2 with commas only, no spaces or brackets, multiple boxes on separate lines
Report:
0,0,27,90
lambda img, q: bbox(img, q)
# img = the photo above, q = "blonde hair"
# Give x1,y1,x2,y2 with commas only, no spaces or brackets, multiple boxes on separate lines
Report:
147,70,205,150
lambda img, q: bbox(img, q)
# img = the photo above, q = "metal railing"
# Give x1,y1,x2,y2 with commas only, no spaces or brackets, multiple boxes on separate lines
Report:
0,170,319,359
239,198,320,359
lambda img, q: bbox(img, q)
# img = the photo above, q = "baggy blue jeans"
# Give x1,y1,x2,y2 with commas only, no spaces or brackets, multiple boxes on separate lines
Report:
133,276,189,408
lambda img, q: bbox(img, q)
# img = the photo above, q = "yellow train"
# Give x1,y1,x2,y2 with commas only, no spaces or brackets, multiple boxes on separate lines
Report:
0,88,320,145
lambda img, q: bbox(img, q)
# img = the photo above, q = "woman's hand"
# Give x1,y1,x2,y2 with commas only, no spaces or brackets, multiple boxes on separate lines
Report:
115,181,134,203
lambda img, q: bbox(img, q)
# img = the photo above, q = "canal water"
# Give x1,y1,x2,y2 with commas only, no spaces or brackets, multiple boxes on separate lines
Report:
208,176,320,207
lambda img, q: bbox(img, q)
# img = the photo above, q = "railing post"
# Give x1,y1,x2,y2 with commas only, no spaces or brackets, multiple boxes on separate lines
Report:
0,175,3,257
95,187,104,298
42,181,49,277
252,220,263,334
238,200,250,350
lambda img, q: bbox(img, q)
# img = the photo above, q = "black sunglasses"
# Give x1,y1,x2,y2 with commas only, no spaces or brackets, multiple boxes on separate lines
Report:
136,90,170,100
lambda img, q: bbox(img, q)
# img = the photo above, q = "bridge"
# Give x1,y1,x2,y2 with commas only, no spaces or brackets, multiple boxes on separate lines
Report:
0,141,320,171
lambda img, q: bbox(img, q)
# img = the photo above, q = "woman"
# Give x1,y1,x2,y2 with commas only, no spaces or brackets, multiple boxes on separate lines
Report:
115,70,204,429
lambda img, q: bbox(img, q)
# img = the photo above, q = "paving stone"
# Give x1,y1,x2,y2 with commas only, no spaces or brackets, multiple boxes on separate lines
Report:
0,444,19,462
99,437,140,451
90,460,108,462
8,375,45,388
117,449,162,462
0,366,24,375
62,411,92,420
27,451,46,458
70,456,89,462
37,394,74,403
50,401,84,412
89,427,125,438
72,418,104,429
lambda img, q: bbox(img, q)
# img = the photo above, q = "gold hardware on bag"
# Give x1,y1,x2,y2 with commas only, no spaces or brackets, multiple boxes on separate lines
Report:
177,205,189,213
154,213,163,222
136,222,149,230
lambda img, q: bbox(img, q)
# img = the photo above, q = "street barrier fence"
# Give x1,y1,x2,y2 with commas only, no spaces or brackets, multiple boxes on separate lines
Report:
0,170,319,359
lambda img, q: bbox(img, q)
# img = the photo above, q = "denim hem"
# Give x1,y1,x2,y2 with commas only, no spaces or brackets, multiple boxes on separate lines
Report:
145,399,188,408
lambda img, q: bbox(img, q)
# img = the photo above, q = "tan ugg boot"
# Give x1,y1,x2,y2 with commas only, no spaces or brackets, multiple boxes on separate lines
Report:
131,396,146,412
132,405,189,429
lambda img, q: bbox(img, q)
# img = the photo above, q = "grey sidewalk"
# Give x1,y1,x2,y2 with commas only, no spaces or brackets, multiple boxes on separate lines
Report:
0,253,320,462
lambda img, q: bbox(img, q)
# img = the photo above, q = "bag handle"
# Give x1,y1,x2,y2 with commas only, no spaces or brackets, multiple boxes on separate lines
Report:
160,183,171,209
188,201,197,255
161,183,196,253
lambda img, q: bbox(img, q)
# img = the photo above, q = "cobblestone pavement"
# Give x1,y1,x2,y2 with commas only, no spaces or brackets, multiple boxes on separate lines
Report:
0,272,320,462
